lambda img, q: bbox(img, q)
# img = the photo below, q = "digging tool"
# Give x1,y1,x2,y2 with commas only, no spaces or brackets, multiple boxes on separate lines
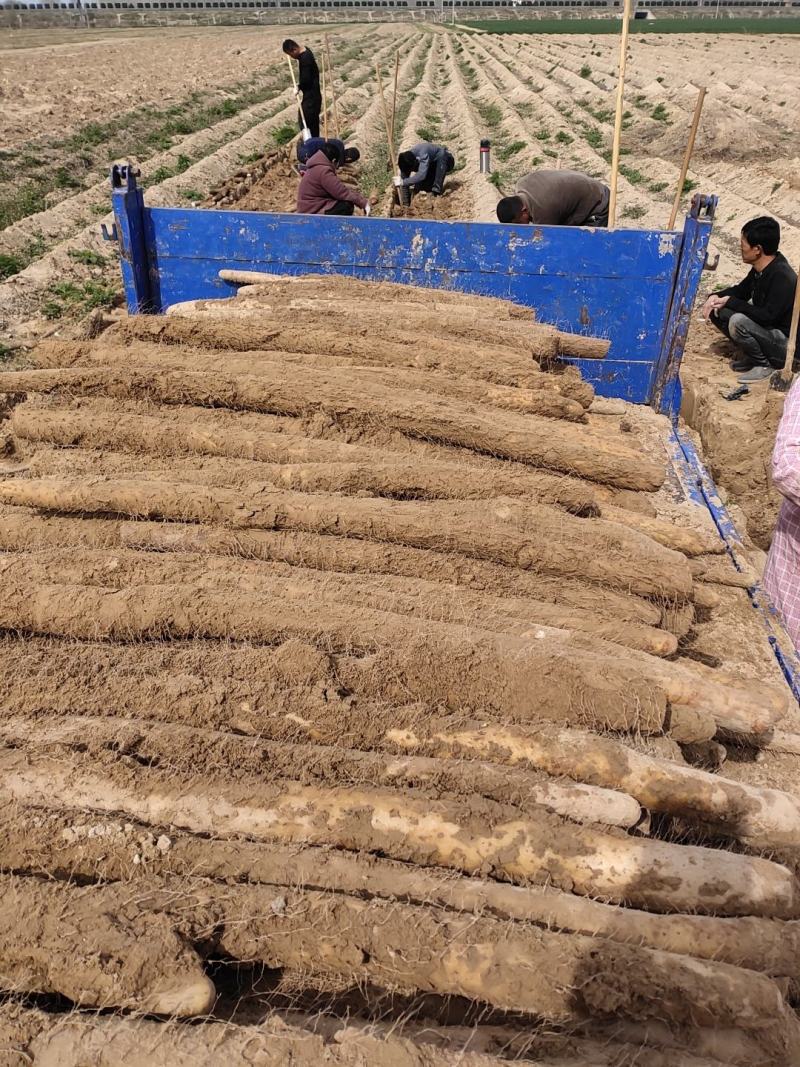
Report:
324,34,341,140
286,55,311,142
608,0,633,227
667,87,706,230
769,263,800,393
376,62,401,204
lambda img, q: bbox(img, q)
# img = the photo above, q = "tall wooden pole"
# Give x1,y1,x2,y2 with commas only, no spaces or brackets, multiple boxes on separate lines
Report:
377,61,401,205
376,62,398,176
322,53,329,140
324,34,341,139
608,0,633,228
667,87,706,230
389,51,400,158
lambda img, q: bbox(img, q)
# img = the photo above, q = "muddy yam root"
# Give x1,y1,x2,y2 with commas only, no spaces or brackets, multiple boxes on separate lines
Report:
33,340,591,422
0,510,664,629
10,409,601,512
0,713,643,830
114,525,676,656
0,367,663,489
381,720,800,850
0,874,214,1014
0,580,671,733
1,1007,525,1067
6,805,800,984
2,750,797,917
0,477,690,598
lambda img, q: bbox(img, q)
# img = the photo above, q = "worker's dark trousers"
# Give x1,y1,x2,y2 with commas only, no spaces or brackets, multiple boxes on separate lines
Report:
711,306,787,368
300,94,321,139
324,201,355,216
584,210,609,228
584,186,610,227
412,153,453,197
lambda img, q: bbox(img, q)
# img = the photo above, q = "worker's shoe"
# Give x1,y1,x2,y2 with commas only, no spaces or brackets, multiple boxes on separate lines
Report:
730,359,755,373
736,365,773,383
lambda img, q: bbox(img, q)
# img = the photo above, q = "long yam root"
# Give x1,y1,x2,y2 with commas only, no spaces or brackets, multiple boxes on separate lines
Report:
1,749,797,918
0,367,662,489
0,477,690,597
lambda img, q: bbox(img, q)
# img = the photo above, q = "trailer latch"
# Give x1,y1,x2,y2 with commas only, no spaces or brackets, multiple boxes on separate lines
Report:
703,250,720,272
101,222,119,242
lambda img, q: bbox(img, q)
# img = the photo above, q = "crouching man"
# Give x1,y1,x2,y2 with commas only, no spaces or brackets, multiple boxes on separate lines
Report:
702,217,797,384
296,144,370,217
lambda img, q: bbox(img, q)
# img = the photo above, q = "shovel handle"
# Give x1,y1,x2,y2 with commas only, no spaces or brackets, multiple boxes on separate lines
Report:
780,264,800,383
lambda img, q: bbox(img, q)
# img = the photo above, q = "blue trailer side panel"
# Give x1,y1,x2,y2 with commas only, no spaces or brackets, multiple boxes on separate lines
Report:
146,209,679,404
111,172,713,410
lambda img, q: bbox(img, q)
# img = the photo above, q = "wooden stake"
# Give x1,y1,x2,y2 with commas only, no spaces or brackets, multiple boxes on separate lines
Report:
322,53,329,140
667,87,706,230
608,0,632,228
324,34,341,140
772,261,800,390
376,61,398,179
390,51,400,158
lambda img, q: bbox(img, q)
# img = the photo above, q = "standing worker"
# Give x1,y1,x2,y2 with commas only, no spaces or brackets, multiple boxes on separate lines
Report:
496,169,609,228
296,143,370,217
282,39,322,139
395,143,455,198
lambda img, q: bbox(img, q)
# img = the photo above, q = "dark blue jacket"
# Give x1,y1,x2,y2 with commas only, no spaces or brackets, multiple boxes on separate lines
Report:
297,137,345,167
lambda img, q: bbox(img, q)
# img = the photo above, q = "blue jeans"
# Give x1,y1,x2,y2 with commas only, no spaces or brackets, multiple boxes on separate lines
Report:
711,306,787,368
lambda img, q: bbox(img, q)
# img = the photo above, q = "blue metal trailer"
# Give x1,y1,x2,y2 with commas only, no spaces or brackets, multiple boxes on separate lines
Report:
106,164,800,698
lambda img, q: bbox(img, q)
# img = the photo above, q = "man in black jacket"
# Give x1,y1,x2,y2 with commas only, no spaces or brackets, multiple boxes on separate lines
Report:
283,39,321,139
703,216,797,383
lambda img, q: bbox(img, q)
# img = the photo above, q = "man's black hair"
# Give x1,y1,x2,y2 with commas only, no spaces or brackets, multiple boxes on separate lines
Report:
344,147,361,164
742,216,781,256
444,151,455,173
496,196,525,224
282,39,299,53
398,150,417,176
320,143,340,164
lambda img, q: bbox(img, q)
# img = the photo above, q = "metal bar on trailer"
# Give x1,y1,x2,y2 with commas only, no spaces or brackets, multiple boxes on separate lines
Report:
651,194,718,416
109,164,154,313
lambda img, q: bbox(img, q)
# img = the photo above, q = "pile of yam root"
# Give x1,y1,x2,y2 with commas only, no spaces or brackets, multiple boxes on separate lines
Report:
1,274,800,1067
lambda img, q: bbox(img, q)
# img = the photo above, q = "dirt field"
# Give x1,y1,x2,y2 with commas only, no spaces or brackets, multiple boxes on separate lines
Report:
4,26,798,342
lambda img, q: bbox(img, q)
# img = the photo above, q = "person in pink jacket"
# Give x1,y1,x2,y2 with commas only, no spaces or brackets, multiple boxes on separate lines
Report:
764,375,800,653
296,144,370,217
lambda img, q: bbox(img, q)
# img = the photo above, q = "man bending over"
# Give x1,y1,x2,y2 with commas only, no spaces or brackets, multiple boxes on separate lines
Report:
496,169,609,227
396,144,455,198
702,216,797,384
